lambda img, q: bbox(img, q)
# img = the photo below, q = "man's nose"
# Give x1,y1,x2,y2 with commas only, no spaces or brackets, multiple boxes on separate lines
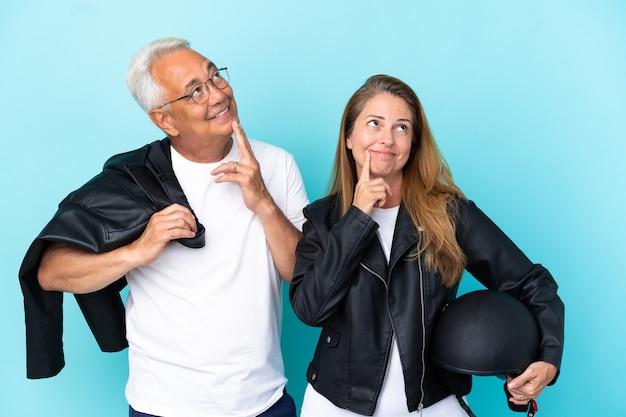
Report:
206,82,227,104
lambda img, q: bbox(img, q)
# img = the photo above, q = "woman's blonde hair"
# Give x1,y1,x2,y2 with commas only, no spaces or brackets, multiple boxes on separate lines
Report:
328,74,466,286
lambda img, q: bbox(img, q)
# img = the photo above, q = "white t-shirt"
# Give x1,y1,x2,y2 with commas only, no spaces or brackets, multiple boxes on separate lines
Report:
125,139,308,417
301,206,467,417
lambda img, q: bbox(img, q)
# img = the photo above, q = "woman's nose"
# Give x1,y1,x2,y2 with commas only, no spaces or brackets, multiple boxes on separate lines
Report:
378,129,393,145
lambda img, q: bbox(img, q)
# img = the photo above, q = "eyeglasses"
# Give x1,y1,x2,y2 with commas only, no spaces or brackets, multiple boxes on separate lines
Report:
157,67,229,109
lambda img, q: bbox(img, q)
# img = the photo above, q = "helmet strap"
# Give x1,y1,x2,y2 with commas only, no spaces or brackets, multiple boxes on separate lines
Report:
456,395,476,417
503,382,539,416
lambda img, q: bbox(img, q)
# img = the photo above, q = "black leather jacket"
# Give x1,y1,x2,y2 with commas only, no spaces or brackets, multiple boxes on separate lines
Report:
18,138,204,379
289,195,564,415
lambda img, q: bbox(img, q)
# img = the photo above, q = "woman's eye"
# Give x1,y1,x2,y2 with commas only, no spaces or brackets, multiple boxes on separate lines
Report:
367,120,379,127
396,124,408,132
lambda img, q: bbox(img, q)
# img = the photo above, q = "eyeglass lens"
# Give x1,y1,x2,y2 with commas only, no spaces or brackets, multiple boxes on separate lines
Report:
190,69,229,104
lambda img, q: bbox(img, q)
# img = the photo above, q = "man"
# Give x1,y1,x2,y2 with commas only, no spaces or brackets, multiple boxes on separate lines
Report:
19,37,308,417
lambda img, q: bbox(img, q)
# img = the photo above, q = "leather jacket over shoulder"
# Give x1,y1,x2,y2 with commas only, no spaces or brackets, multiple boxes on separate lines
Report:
18,138,205,379
289,195,564,416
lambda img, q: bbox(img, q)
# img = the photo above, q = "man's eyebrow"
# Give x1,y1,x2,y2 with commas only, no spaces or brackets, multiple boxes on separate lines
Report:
182,62,218,91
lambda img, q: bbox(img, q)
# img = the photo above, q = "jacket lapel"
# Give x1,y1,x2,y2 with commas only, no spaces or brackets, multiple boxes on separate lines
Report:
389,205,419,270
351,204,420,284
361,237,390,284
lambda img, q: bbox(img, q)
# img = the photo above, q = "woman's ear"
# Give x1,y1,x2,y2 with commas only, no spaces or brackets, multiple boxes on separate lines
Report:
149,109,179,137
346,136,353,149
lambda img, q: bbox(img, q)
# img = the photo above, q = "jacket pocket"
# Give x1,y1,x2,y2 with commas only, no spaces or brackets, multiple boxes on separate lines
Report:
308,326,342,385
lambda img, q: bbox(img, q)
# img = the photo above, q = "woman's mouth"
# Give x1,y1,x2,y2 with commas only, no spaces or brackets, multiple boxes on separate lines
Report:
370,149,396,159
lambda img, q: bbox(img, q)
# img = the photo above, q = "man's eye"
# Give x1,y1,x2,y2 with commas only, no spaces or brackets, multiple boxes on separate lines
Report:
213,72,223,80
190,85,203,98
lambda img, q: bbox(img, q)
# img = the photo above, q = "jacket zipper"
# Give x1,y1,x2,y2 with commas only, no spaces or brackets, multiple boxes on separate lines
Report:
417,254,426,412
359,263,393,358
361,260,426,412
360,262,395,411
360,262,388,290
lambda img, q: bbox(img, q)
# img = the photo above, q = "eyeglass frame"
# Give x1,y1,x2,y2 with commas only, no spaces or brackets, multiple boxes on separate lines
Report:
156,67,229,109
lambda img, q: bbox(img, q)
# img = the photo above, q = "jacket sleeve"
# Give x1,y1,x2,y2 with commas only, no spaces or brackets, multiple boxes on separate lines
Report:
18,202,132,379
18,139,196,379
455,199,565,371
18,166,152,379
19,238,65,378
289,204,379,327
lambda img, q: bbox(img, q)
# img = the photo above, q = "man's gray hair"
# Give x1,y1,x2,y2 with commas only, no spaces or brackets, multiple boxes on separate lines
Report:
126,37,191,112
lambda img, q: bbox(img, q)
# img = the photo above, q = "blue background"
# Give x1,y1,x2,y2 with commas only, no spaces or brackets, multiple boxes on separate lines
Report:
2,1,625,415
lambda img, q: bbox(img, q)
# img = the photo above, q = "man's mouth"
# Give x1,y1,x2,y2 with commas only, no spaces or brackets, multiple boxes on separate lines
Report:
209,106,230,120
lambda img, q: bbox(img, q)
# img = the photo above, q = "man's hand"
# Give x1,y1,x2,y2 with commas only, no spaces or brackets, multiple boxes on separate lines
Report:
211,121,274,217
38,203,197,294
209,120,303,282
126,203,197,266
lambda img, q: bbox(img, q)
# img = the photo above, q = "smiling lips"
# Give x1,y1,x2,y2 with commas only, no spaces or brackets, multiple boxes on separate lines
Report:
210,106,230,120
369,149,396,159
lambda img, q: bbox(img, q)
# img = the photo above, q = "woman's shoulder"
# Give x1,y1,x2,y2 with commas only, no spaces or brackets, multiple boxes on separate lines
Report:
304,195,341,222
307,195,337,210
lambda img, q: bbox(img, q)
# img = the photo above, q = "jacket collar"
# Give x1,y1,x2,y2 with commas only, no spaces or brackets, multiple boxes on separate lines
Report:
390,205,419,268
147,138,206,248
107,138,206,248
360,204,420,281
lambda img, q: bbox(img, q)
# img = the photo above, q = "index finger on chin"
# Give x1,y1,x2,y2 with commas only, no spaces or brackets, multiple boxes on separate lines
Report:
360,150,371,182
233,120,253,158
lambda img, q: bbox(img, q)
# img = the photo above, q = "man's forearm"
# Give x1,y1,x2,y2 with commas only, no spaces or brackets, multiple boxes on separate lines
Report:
38,243,137,294
257,203,303,282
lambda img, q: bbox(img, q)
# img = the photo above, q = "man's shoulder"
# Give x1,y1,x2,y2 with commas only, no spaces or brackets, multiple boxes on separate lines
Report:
60,138,168,209
249,138,293,158
103,138,166,169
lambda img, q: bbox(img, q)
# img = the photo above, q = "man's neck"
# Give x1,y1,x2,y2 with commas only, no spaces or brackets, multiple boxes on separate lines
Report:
170,136,233,163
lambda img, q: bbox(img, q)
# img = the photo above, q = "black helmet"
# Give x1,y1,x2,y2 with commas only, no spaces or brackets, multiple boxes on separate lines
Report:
431,290,540,377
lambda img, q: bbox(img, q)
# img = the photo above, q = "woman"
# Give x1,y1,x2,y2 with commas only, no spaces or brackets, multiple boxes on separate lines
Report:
289,75,564,416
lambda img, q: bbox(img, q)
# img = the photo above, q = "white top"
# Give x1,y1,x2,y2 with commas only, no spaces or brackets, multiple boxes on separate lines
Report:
124,139,308,417
371,206,399,261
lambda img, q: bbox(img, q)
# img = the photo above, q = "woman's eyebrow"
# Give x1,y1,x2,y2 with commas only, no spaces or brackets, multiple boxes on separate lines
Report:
365,114,412,124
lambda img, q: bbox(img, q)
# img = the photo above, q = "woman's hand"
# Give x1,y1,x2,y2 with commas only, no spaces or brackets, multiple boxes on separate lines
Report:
506,361,558,406
352,150,392,215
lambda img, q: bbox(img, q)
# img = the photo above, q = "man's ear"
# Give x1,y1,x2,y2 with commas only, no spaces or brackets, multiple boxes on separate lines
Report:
149,109,179,137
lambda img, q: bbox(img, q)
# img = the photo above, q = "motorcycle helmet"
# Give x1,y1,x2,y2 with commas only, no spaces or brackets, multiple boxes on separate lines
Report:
431,290,540,377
